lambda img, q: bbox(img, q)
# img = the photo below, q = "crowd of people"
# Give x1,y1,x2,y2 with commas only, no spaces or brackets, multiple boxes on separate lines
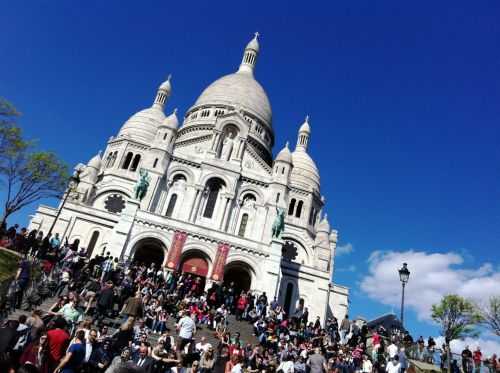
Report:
0,223,497,373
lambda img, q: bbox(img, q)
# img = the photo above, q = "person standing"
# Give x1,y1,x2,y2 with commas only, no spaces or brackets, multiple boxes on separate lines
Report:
177,310,196,351
47,318,70,372
307,347,327,373
339,315,350,345
54,329,86,373
386,355,402,373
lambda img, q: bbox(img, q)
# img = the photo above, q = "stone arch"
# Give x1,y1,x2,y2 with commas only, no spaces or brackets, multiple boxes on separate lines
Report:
167,165,195,184
126,230,171,262
130,237,167,267
215,115,250,138
199,172,232,192
223,260,255,294
237,185,265,205
179,248,212,278
225,253,261,291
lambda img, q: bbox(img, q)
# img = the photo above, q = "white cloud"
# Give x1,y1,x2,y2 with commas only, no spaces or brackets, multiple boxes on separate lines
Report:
434,336,500,358
360,250,500,321
336,243,354,256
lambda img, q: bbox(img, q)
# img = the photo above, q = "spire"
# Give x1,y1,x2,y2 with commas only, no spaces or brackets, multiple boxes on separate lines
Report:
153,74,172,111
296,115,311,151
238,32,260,75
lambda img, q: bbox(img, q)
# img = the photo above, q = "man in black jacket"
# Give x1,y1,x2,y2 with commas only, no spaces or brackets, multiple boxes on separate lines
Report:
133,345,155,373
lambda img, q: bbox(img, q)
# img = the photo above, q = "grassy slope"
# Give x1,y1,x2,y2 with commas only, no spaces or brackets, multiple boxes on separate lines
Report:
0,248,20,281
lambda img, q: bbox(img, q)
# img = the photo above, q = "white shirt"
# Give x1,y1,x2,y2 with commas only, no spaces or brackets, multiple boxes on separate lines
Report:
362,359,373,373
84,342,93,362
231,363,243,373
195,341,212,353
387,344,399,359
386,362,401,373
177,316,196,339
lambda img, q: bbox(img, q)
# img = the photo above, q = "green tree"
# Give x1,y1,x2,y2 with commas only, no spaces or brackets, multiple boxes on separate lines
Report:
477,296,500,337
431,294,480,373
0,98,69,227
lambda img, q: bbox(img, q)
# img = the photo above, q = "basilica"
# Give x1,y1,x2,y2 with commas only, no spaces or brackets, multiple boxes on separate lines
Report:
29,34,348,321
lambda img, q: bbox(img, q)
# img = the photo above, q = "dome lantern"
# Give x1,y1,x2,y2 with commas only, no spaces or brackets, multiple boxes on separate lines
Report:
296,115,311,151
238,32,260,75
152,74,172,111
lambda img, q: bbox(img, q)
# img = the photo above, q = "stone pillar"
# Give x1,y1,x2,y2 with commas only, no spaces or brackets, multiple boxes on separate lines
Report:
106,199,140,260
230,200,242,234
262,238,283,300
237,138,246,160
219,196,232,230
189,188,203,222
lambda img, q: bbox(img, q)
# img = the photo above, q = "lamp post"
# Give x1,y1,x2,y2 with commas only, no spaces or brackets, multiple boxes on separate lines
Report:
398,262,410,328
48,170,81,236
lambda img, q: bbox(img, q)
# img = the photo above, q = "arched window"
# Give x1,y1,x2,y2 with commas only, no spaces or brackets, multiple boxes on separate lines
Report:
163,133,168,141
87,231,99,257
165,194,177,217
203,179,223,219
130,154,141,171
276,193,281,204
122,152,133,169
295,200,303,218
288,198,296,215
153,158,158,168
238,213,249,237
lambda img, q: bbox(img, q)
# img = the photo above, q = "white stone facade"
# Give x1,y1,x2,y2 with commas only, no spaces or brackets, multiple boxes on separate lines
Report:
29,34,348,321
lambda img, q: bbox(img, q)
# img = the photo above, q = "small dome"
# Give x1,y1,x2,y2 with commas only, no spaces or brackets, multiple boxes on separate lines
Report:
192,72,272,127
317,214,330,233
246,32,260,52
159,74,172,93
290,149,320,192
87,151,102,170
275,142,292,163
118,107,165,143
299,115,311,133
161,109,179,130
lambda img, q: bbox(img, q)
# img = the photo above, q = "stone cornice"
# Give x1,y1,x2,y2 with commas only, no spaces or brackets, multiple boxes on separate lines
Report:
133,217,268,258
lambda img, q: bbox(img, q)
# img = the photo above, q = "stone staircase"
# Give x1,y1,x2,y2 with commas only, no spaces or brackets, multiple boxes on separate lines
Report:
5,295,257,348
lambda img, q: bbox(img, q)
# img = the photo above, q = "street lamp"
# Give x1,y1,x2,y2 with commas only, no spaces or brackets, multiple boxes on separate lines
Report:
48,169,81,236
398,262,410,328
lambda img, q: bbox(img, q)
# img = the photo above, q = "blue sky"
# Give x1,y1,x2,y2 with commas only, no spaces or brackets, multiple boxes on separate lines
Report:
1,1,499,348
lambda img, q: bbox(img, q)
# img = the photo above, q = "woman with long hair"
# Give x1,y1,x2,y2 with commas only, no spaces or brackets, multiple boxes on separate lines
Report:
19,330,49,373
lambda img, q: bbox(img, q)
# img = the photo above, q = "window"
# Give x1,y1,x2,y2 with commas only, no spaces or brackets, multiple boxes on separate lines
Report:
163,133,168,141
295,200,303,218
166,194,177,217
130,154,141,171
122,152,133,169
238,213,249,237
109,152,117,168
288,198,296,215
87,231,99,257
203,179,223,218
276,193,280,203
153,158,158,168
105,194,126,213
282,167,285,174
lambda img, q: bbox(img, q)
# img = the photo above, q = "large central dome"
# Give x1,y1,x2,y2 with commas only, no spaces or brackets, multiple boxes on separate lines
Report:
193,72,272,126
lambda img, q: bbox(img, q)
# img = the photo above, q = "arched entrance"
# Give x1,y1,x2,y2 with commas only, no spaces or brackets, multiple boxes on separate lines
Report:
132,238,166,267
223,261,252,294
179,251,210,291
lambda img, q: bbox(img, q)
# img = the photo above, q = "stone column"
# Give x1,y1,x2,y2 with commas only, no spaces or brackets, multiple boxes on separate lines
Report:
219,196,231,230
189,188,203,222
230,200,242,234
237,138,246,159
